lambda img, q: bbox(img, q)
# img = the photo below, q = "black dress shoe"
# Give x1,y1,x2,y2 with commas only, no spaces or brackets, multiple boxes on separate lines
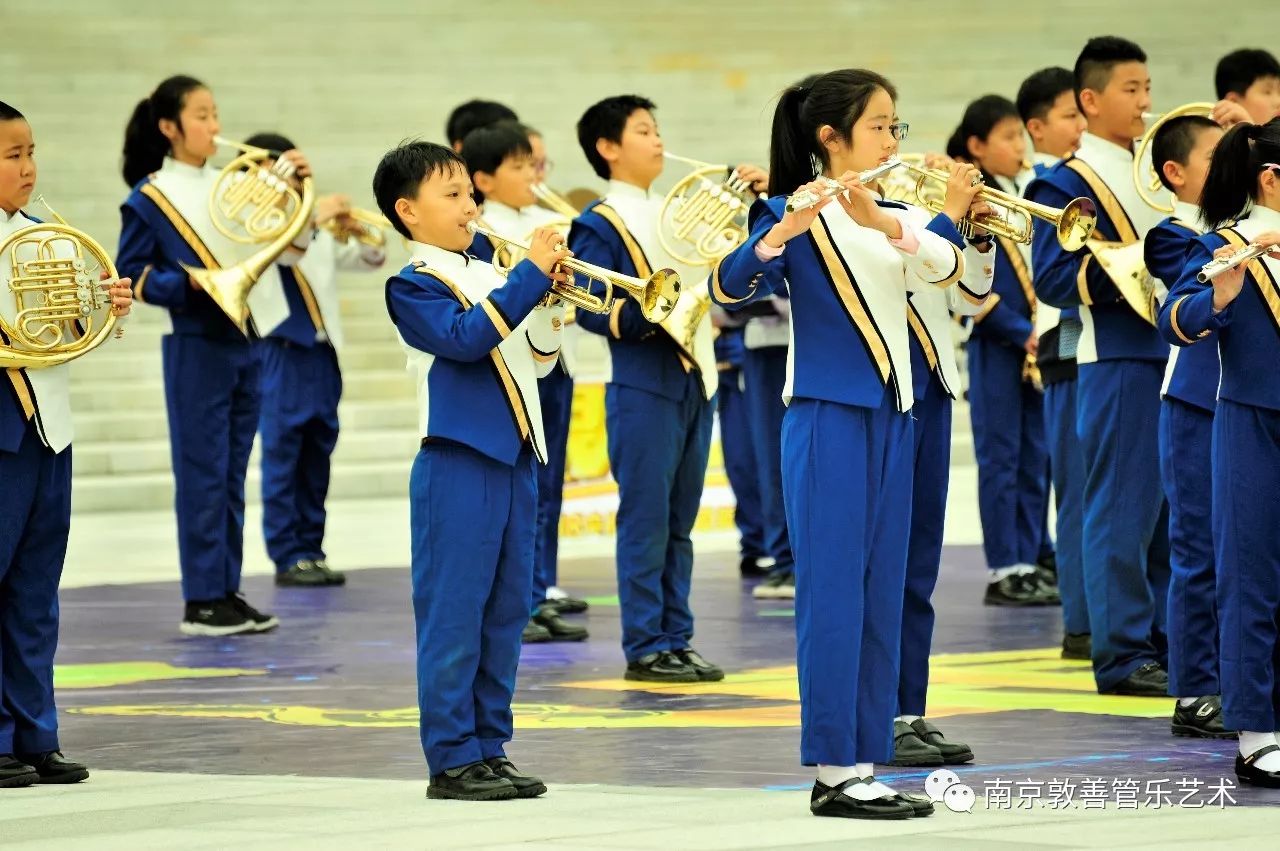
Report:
984,571,1053,606
1102,662,1169,697
521,620,552,643
18,751,88,784
1030,566,1061,605
893,791,935,817
427,760,518,801
739,556,770,578
0,755,38,789
810,779,913,820
531,606,588,642
543,595,588,615
624,651,699,683
485,757,547,798
1036,551,1058,576
275,560,330,587
890,719,943,767
1236,745,1280,788
673,647,724,681
910,718,974,765
311,559,347,587
1172,695,1235,739
1062,632,1092,660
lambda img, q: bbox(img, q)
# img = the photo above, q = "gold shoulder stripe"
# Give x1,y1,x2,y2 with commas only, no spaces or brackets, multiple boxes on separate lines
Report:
291,267,327,334
139,183,221,270
998,236,1037,326
419,267,531,440
590,204,654,279
608,297,626,339
907,302,938,371
479,300,513,339
1064,159,1138,244
808,217,892,383
5,368,35,420
1220,227,1280,335
1076,255,1095,306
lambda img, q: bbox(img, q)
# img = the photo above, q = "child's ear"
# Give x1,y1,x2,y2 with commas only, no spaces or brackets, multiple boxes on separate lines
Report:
595,137,619,165
1025,118,1044,142
1161,160,1183,190
394,196,417,229
1078,89,1100,119
473,170,496,196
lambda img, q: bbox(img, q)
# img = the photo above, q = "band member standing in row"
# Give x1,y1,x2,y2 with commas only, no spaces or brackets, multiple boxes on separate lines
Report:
716,70,976,819
376,141,567,800
892,154,994,769
1144,115,1231,739
571,95,723,684
118,75,310,636
1027,38,1171,696
1015,66,1091,655
711,308,767,577
955,95,1057,608
242,132,386,588
1159,117,1280,787
461,121,587,643
0,101,133,788
1215,49,1280,125
446,99,518,153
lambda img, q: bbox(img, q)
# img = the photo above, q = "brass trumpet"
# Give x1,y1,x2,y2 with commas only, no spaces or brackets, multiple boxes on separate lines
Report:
322,207,392,248
1084,239,1158,325
186,135,316,335
1135,103,1217,213
466,222,682,322
658,152,754,267
1,196,123,369
899,159,1098,251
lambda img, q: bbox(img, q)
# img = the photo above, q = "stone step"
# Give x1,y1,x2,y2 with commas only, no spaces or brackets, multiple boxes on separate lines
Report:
70,341,408,381
68,369,414,412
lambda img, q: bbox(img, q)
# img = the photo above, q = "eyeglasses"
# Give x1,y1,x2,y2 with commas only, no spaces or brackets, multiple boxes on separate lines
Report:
534,158,555,177
889,122,910,142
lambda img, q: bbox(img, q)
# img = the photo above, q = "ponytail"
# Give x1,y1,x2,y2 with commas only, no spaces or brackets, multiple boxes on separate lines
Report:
766,69,897,198
121,74,206,188
1200,118,1280,229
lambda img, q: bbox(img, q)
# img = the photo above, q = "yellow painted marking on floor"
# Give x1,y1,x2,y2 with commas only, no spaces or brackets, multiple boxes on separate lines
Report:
55,662,268,690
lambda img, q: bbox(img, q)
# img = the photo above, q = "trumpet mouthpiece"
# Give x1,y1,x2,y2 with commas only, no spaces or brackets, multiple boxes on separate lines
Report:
465,221,481,234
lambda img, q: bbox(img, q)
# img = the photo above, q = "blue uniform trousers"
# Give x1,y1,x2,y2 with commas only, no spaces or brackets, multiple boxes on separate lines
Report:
0,422,70,756
411,441,535,774
967,337,1051,568
899,376,951,717
1077,359,1170,690
532,363,573,608
1159,397,1218,698
743,346,793,576
1044,380,1090,636
606,374,714,662
717,368,765,562
785,393,913,765
163,334,261,602
1213,400,1280,732
258,339,342,573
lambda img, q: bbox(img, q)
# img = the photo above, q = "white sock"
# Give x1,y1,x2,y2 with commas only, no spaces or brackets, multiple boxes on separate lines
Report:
988,565,1023,582
1239,731,1280,771
817,764,860,787
866,779,898,798
545,586,568,600
1015,563,1038,575
856,763,874,779
896,715,922,724
1177,697,1200,708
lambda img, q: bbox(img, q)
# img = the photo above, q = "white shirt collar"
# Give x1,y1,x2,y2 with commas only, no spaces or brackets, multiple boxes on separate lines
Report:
482,199,523,219
1246,204,1280,230
0,207,21,225
1078,132,1134,166
1032,151,1060,169
1172,200,1205,232
607,179,656,202
160,156,215,179
409,241,472,273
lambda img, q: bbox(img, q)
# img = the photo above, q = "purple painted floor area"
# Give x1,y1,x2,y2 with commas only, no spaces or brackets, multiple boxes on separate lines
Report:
52,545,1277,806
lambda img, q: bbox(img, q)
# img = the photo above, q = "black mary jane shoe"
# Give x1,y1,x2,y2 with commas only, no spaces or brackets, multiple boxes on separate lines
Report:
485,757,547,798
892,790,935,817
427,761,518,801
810,779,914,820
1236,745,1280,788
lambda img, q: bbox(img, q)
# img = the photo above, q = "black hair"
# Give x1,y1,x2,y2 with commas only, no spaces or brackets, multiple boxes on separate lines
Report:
1199,118,1280,229
1016,67,1074,124
1074,36,1147,108
372,140,468,240
1216,48,1280,100
460,120,533,205
766,69,897,198
122,75,207,188
445,100,518,148
243,132,294,155
944,128,969,163
1151,115,1220,192
576,94,657,180
0,101,24,122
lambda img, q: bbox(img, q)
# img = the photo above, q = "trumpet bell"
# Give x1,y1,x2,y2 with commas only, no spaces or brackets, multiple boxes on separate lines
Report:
1056,197,1100,252
643,269,683,323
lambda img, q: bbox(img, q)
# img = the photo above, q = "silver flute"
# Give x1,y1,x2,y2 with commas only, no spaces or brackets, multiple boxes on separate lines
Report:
1197,243,1272,282
784,158,904,213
